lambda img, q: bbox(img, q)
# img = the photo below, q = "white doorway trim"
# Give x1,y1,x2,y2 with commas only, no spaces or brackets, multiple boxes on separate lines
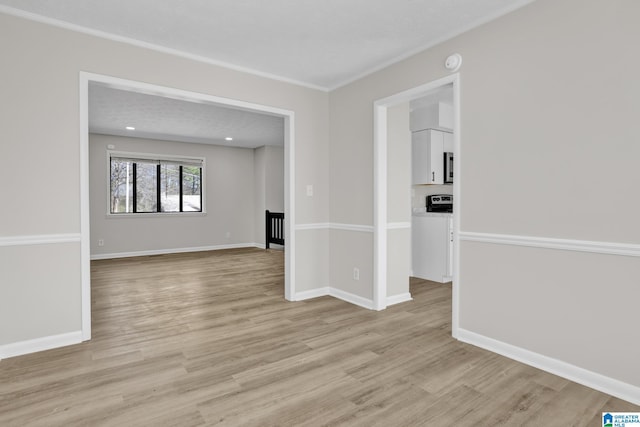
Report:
79,72,296,340
373,74,460,337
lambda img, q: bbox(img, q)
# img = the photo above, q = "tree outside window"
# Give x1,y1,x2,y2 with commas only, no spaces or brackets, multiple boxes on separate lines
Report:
110,155,203,214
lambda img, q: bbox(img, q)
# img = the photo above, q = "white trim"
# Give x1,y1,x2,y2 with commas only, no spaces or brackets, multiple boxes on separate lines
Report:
0,2,535,92
457,328,640,406
284,114,295,301
451,75,461,339
329,1,535,90
80,73,295,117
295,223,331,231
373,104,388,311
459,231,640,258
329,288,375,310
80,72,296,340
330,223,375,233
105,212,207,219
386,222,411,230
90,243,260,260
294,287,331,301
105,151,207,217
294,223,376,232
293,287,375,310
108,150,205,164
386,293,413,306
79,72,92,341
373,74,461,328
0,331,83,360
0,233,81,247
0,5,326,92
296,287,410,310
256,242,284,250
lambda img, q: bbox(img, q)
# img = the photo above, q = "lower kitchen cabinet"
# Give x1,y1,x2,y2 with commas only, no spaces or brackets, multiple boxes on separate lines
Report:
411,214,453,283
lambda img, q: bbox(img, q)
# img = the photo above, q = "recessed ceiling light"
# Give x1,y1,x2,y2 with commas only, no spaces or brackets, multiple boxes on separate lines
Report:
225,137,233,141
125,126,135,130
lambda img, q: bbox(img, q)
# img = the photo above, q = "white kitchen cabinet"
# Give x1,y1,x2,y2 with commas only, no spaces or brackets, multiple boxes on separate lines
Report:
412,129,444,185
410,102,453,132
447,216,453,278
412,214,453,283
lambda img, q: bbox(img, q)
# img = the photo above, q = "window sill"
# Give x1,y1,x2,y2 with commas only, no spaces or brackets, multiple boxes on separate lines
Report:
106,211,207,219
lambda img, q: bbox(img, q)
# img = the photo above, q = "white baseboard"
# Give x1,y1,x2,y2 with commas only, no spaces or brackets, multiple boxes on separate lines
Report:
0,331,83,360
294,287,331,301
296,288,407,310
264,243,285,250
328,288,374,310
90,243,259,260
294,287,374,310
386,292,413,306
457,328,640,406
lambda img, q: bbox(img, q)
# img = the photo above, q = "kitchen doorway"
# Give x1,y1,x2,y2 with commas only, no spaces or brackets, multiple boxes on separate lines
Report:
373,74,460,337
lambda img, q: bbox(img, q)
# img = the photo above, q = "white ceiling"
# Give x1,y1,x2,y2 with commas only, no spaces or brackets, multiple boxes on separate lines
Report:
0,0,535,90
1,0,534,147
89,83,284,148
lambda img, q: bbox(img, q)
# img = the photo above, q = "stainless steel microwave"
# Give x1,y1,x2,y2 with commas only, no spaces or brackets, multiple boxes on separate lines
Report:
444,152,454,184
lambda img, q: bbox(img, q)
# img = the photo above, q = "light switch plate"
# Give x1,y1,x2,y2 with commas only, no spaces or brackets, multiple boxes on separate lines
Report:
306,184,313,197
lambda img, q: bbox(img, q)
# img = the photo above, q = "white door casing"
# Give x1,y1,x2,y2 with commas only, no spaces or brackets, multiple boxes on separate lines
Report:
79,72,296,340
373,73,460,337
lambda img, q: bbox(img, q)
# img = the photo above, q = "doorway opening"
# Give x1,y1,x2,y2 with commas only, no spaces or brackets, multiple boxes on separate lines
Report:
373,74,460,337
79,72,296,341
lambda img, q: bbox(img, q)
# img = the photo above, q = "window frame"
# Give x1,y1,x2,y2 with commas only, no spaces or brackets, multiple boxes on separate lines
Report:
107,150,206,217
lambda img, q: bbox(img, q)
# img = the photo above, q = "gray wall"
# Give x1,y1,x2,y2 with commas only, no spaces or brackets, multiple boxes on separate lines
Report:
90,134,261,257
329,0,640,390
0,11,329,348
386,102,411,299
254,145,285,246
2,0,638,399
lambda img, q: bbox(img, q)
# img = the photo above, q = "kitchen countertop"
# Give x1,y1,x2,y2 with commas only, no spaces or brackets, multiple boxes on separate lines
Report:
412,208,453,218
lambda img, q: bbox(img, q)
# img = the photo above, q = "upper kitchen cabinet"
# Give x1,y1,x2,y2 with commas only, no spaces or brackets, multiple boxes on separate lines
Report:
412,129,444,185
410,102,453,132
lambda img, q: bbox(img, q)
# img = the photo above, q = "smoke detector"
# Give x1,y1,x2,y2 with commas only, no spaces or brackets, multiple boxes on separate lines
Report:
445,53,462,72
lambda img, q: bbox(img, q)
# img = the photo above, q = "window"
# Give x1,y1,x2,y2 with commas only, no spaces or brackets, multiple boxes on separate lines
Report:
110,153,203,214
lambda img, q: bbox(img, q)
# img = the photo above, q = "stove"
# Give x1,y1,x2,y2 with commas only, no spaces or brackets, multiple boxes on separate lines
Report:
426,194,453,213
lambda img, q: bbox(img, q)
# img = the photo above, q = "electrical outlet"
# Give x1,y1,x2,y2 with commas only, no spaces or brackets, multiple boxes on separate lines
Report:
98,239,104,247
353,267,360,281
306,184,314,197
225,232,231,238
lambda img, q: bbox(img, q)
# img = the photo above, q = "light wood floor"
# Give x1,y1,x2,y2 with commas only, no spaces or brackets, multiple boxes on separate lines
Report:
0,248,637,426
